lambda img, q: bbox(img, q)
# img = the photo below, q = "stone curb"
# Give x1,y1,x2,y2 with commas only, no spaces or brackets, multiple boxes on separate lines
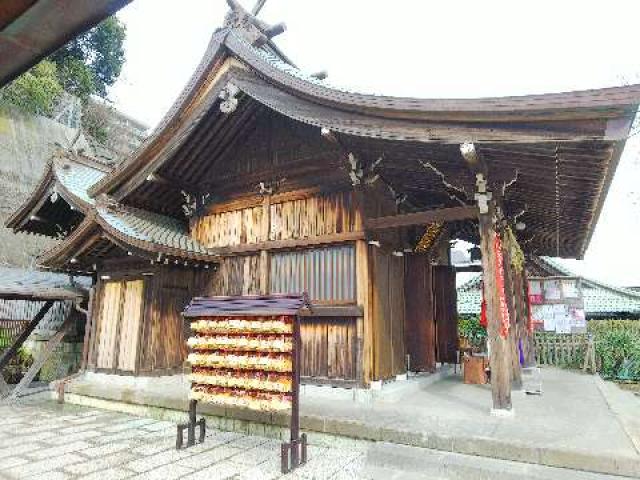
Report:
62,387,640,478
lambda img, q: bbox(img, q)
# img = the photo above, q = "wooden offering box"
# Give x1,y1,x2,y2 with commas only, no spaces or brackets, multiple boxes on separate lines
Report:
463,353,489,385
183,294,308,473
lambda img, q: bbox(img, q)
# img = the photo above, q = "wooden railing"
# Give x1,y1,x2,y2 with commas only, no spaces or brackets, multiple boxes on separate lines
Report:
534,332,588,369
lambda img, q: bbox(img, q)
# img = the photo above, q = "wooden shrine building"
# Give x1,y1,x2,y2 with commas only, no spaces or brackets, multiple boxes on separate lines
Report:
7,1,640,411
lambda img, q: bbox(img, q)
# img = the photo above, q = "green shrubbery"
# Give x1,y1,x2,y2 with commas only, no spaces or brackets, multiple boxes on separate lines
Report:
532,319,640,381
590,321,640,381
458,315,487,350
1,346,34,384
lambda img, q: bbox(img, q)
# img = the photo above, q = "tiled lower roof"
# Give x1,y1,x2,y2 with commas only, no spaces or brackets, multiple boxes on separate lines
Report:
97,204,214,258
55,158,107,206
457,259,640,316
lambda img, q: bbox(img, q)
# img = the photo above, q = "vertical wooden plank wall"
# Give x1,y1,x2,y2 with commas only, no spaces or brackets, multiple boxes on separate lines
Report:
191,190,361,248
138,268,195,374
369,247,406,380
89,267,197,375
404,255,436,372
433,266,459,364
300,317,357,382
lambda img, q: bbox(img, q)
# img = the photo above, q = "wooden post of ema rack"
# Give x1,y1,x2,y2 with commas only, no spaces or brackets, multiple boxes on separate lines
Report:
281,312,307,473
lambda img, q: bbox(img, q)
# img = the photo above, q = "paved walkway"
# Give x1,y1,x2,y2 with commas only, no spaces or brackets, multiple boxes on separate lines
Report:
0,396,367,480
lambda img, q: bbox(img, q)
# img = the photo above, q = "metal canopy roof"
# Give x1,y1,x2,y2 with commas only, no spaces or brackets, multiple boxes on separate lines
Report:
0,0,131,87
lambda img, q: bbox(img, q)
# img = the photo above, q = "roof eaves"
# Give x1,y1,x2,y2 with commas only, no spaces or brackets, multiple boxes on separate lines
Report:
225,31,640,122
88,29,230,199
5,159,56,231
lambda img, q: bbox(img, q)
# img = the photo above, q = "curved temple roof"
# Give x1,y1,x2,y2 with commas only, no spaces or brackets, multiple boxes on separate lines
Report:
5,151,111,237
78,18,640,259
39,205,218,273
9,3,640,264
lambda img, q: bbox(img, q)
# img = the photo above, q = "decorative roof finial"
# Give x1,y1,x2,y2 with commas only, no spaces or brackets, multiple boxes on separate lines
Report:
224,0,286,46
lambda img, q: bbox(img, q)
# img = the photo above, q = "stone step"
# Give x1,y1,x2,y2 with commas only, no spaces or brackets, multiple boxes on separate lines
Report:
363,442,632,480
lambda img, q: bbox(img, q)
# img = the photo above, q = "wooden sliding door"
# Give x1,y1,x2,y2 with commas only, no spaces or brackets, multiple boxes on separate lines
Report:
94,279,144,373
117,280,144,371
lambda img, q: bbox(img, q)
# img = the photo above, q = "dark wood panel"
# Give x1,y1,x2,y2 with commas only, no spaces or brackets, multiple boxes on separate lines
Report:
433,265,458,364
370,248,406,380
404,255,436,372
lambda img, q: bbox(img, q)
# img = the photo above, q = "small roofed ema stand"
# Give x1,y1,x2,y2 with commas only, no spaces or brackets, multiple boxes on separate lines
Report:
5,0,640,416
528,277,586,334
183,293,308,473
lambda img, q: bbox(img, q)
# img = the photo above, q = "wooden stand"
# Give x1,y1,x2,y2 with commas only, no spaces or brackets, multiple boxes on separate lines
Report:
176,399,206,449
181,294,310,470
463,353,489,385
281,313,307,474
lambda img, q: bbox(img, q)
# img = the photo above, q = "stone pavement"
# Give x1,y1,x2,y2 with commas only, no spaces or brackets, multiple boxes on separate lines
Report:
1,395,638,480
0,396,367,480
64,367,640,477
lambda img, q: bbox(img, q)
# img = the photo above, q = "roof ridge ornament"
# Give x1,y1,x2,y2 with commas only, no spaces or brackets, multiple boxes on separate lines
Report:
224,0,286,47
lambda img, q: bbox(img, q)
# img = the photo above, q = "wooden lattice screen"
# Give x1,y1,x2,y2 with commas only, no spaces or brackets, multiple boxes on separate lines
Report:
0,320,30,350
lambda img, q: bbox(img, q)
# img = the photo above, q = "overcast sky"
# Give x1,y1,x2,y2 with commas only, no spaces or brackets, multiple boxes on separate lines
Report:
109,0,640,286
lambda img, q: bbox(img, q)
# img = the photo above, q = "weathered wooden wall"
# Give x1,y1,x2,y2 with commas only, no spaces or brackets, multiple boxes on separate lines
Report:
191,190,361,248
433,265,458,364
370,248,406,380
270,245,355,303
88,265,196,375
300,316,358,383
404,255,436,372
196,256,261,297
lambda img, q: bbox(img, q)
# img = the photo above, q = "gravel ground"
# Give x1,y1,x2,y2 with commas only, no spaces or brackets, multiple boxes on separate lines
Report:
0,395,368,480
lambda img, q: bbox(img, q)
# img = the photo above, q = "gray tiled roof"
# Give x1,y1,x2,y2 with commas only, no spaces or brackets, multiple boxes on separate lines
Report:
0,266,89,301
55,159,107,206
97,205,213,257
457,259,640,316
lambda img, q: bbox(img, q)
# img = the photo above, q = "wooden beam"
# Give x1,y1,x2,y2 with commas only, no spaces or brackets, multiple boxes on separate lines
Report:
455,265,483,272
0,301,54,373
0,375,9,397
365,206,477,231
299,305,364,317
355,240,372,386
215,231,365,256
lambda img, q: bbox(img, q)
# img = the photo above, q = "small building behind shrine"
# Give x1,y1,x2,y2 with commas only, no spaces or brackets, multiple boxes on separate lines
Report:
6,1,640,409
458,256,640,320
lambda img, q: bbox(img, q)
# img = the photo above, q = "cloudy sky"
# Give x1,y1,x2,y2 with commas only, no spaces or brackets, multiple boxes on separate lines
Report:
109,0,640,286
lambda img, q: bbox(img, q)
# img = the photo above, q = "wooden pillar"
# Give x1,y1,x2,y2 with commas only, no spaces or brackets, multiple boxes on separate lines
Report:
356,239,373,385
462,143,512,413
259,195,271,295
80,287,95,371
477,199,512,413
501,232,523,389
